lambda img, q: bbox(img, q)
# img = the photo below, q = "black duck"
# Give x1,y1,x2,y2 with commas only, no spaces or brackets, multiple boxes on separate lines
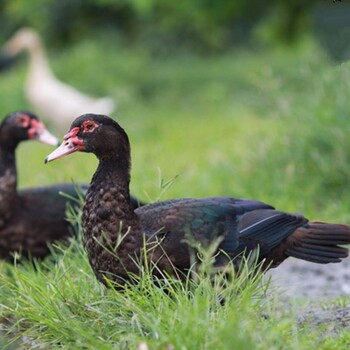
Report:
46,114,350,286
0,111,143,260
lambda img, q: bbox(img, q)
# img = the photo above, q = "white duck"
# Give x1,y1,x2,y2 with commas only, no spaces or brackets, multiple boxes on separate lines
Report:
1,28,116,129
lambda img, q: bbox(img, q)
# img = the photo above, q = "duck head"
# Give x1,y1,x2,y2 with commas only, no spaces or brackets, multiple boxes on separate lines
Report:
2,28,42,56
0,111,59,150
45,113,130,164
0,28,42,72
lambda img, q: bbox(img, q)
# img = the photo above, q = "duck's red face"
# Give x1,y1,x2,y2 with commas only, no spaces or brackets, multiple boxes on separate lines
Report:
4,111,59,146
45,119,98,163
45,113,130,164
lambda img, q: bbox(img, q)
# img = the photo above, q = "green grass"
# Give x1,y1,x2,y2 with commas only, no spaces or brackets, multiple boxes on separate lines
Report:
1,241,348,349
1,33,350,348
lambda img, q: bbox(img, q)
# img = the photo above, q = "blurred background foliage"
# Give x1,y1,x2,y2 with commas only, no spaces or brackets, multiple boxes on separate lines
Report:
0,0,348,57
0,0,349,221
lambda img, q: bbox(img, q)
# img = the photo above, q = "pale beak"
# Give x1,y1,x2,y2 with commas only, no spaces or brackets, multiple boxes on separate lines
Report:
45,137,81,163
35,129,59,146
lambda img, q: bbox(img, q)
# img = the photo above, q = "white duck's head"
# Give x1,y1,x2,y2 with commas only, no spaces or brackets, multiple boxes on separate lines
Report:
3,28,42,56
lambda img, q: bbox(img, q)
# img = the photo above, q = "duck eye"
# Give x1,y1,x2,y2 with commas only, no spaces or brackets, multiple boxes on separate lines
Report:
16,115,29,127
83,121,97,132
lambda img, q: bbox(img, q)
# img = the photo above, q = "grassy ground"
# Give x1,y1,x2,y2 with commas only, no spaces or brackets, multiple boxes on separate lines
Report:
1,33,350,348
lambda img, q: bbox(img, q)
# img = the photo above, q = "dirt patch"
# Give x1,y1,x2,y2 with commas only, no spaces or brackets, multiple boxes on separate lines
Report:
266,256,350,299
266,257,350,334
298,306,350,335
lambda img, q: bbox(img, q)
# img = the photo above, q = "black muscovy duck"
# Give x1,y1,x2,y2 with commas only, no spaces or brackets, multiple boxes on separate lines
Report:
46,114,350,286
0,111,144,260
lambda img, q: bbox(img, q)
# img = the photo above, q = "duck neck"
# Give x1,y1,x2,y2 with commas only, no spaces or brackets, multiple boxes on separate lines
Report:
0,146,18,223
84,156,138,239
26,41,54,81
98,158,133,215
